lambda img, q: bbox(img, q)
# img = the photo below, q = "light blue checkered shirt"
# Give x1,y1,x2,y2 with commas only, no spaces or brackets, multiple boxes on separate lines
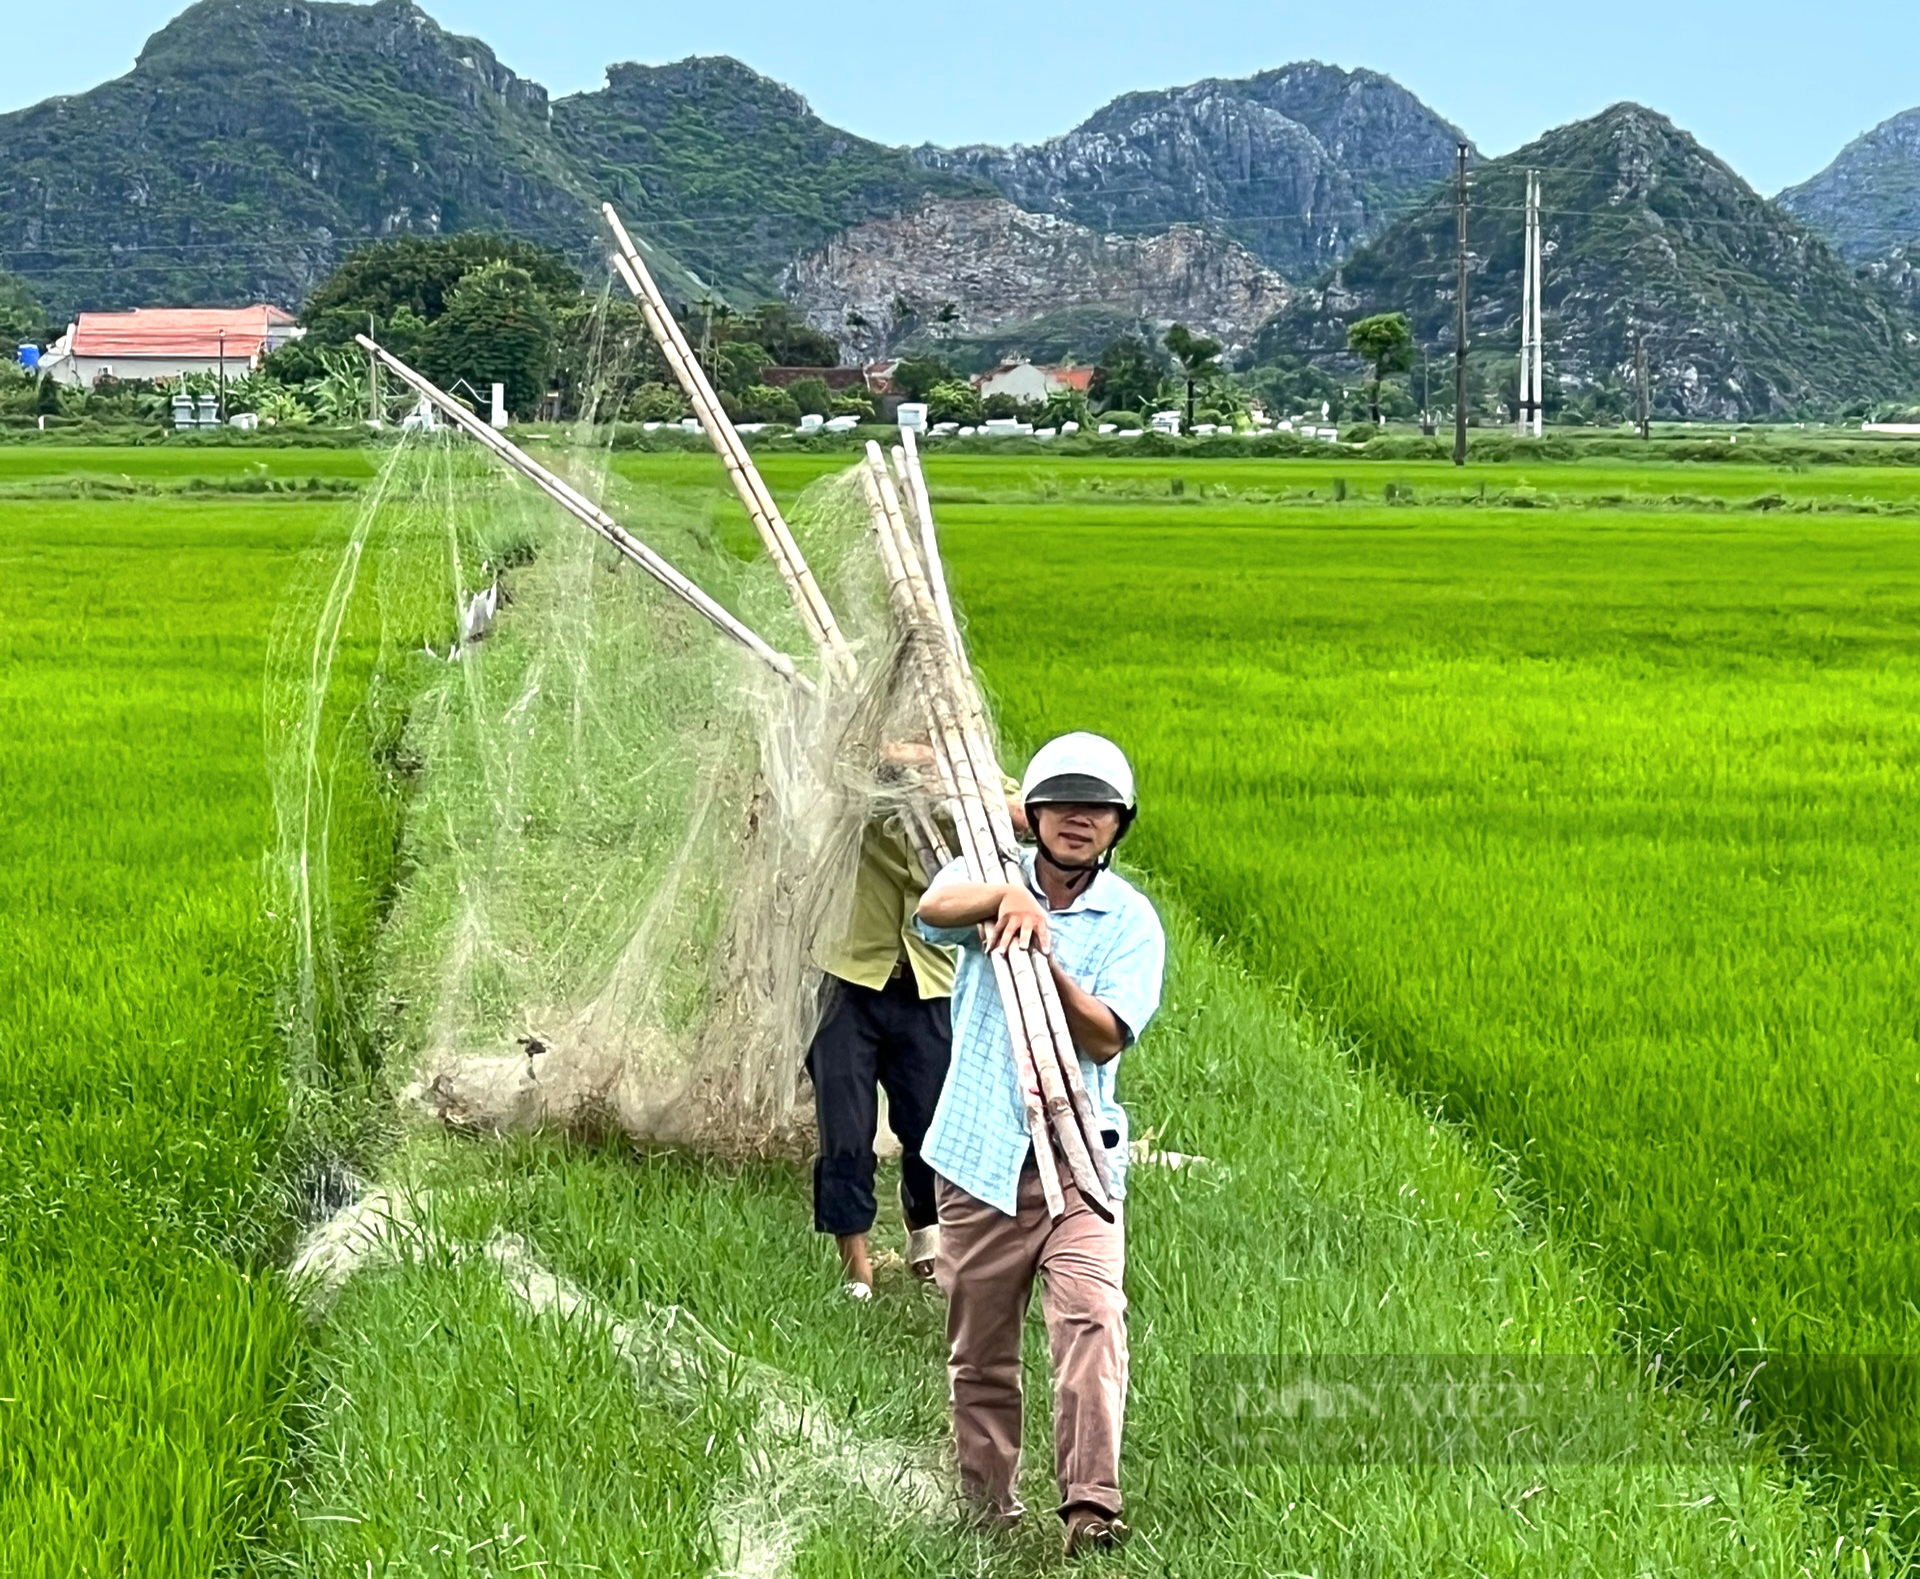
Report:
915,850,1166,1216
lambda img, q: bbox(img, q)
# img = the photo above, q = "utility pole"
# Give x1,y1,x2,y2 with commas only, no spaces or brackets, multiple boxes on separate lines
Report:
1635,334,1650,441
1453,142,1470,467
1529,170,1543,439
1517,170,1543,439
217,329,227,420
1517,171,1532,437
367,312,382,426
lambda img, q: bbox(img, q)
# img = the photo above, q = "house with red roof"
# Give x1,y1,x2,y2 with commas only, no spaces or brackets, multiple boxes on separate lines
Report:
38,305,304,388
972,359,1092,406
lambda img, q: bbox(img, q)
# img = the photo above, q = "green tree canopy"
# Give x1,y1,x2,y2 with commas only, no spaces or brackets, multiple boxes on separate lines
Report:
302,234,580,346
418,262,557,418
735,303,839,367
1163,324,1223,423
713,339,772,397
893,354,958,402
785,376,835,417
1088,335,1165,412
1346,311,1414,425
926,379,983,426
0,273,46,347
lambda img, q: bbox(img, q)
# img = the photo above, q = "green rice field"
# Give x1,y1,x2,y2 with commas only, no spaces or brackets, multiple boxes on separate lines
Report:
0,484,341,1572
6,438,1919,1571
925,473,1920,1463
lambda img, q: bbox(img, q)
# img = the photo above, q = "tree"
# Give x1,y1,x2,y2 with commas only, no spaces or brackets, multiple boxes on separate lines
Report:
1163,325,1222,427
551,296,666,423
931,301,961,343
713,339,772,397
728,384,800,424
926,380,983,426
301,235,578,346
892,354,957,402
786,376,835,417
626,382,690,423
1088,335,1165,413
418,262,557,419
0,272,45,346
1039,387,1090,431
741,303,839,367
1346,312,1414,426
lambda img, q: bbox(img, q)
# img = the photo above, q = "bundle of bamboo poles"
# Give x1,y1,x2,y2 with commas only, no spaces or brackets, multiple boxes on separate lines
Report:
360,205,1116,1221
602,202,1121,1217
856,436,1115,1222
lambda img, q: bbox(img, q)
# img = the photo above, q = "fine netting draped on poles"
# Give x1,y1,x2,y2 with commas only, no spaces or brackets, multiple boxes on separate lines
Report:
268,420,941,1156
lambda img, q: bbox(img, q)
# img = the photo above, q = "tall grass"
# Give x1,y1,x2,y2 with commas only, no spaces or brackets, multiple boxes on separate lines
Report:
940,496,1920,1487
0,498,348,1572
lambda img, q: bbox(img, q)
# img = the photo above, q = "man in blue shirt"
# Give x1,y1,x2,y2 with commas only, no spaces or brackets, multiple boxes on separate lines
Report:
915,733,1165,1557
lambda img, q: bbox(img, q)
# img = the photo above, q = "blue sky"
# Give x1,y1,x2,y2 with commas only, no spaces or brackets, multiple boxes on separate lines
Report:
6,0,1916,195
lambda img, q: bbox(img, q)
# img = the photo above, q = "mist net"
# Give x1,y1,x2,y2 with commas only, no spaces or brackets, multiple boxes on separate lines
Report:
269,410,941,1157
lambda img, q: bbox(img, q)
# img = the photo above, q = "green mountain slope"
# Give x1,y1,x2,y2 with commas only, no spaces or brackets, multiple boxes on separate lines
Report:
0,0,971,320
1778,108,1920,264
551,58,980,303
0,0,617,319
1256,104,1918,420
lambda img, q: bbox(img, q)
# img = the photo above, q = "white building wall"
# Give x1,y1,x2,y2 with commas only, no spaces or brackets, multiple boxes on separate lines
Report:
974,363,1059,405
44,353,265,389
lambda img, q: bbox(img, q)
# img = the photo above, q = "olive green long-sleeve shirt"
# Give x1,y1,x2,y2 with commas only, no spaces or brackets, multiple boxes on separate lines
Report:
819,818,957,999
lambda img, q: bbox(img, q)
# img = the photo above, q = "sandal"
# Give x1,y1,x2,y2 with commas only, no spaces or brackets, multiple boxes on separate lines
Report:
1062,1507,1130,1557
906,1225,940,1280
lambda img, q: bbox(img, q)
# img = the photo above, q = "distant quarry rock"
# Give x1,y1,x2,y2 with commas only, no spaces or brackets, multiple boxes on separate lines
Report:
786,197,1290,358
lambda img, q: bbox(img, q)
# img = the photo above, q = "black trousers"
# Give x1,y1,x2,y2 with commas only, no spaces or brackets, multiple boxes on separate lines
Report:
806,968,952,1236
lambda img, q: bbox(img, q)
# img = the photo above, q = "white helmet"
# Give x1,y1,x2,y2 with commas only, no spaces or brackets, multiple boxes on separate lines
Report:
1021,732,1136,810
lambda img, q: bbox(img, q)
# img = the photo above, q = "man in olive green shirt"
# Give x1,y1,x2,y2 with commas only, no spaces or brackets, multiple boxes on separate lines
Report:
808,766,1024,1299
809,816,957,1297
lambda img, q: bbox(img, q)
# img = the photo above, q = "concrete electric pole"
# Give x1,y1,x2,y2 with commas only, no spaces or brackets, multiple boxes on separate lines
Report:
1454,143,1470,467
1517,170,1543,438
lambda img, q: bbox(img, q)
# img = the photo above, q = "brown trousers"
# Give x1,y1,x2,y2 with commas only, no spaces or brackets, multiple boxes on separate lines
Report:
934,1163,1128,1520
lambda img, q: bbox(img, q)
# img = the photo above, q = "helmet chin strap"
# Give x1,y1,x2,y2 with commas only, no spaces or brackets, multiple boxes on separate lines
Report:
1033,833,1107,892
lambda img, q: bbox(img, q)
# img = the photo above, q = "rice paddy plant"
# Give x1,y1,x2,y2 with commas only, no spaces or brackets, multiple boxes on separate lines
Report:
0,495,362,1573
937,495,1920,1487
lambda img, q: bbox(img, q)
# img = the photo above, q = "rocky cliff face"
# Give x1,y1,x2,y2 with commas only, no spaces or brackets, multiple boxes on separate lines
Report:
784,198,1289,360
1778,109,1920,263
914,64,1471,279
1259,103,1917,421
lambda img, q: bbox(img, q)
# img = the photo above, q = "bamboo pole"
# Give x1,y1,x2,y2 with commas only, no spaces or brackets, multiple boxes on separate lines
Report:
887,438,1117,1201
867,455,1109,1214
355,335,806,689
897,429,968,677
860,464,1070,1220
600,205,855,683
902,439,1121,1190
862,452,1112,1219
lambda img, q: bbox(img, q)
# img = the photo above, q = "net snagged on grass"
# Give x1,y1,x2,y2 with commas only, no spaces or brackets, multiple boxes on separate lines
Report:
269,422,945,1155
